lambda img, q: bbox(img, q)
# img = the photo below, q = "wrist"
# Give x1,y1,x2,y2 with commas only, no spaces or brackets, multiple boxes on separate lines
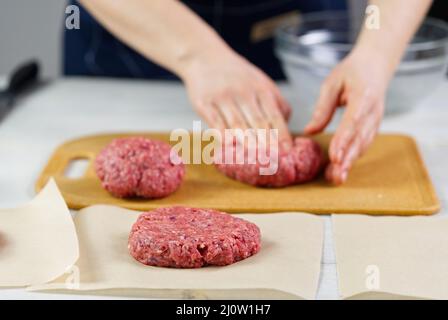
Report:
350,43,397,83
176,41,237,82
351,28,408,82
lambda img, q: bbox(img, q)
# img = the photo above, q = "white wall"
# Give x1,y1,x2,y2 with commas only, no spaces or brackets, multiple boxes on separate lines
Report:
0,0,66,78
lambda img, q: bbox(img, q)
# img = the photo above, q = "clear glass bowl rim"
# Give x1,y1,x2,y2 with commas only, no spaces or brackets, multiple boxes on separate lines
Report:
276,11,448,54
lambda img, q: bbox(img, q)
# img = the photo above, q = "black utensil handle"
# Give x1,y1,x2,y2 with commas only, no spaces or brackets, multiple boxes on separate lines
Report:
8,60,39,94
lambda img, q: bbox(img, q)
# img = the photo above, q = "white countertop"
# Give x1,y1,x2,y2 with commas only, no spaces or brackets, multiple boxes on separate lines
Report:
0,77,447,300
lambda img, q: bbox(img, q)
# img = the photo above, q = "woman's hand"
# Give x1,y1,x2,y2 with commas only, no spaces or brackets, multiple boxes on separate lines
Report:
302,0,432,185
304,51,389,185
79,0,287,148
181,50,293,149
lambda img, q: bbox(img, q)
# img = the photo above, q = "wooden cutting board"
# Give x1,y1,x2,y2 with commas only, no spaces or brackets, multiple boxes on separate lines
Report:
35,133,440,215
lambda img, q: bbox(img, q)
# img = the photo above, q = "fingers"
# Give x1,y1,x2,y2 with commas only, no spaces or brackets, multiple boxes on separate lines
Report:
304,77,342,135
277,96,292,121
198,101,226,131
216,97,255,147
325,163,347,186
360,102,384,153
328,91,372,164
236,93,271,131
340,106,381,171
196,88,293,153
339,134,362,173
216,97,249,130
270,84,292,121
327,99,384,185
257,91,293,150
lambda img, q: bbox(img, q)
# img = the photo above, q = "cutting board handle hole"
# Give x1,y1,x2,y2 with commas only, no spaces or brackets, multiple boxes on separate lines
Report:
64,158,90,179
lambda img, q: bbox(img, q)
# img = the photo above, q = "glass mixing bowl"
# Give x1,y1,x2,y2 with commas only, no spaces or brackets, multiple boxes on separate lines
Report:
275,11,448,120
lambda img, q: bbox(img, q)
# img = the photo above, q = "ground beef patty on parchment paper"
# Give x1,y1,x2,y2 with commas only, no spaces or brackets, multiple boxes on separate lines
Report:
128,206,261,268
95,137,185,199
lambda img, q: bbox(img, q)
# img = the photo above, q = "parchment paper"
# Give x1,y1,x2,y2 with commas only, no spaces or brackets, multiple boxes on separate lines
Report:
333,215,448,300
31,205,324,299
0,179,79,287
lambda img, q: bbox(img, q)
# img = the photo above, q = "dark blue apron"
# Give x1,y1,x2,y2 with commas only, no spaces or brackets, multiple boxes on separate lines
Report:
64,0,347,80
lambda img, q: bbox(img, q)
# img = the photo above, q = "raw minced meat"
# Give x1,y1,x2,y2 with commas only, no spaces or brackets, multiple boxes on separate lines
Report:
95,137,185,198
128,206,261,268
216,137,324,187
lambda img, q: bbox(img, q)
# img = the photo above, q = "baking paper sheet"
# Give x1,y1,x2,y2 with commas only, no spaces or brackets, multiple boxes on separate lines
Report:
333,215,448,300
31,205,324,299
0,179,78,287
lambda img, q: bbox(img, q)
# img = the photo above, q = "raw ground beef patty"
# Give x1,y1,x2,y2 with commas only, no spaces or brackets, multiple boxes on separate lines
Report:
128,206,261,268
216,137,324,187
95,137,185,198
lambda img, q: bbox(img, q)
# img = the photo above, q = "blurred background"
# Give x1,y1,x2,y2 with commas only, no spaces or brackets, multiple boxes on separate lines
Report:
0,0,65,79
1,0,446,80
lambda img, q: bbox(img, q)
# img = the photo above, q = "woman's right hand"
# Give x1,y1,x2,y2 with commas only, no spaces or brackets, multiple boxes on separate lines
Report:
180,50,293,149
304,50,389,185
80,0,292,148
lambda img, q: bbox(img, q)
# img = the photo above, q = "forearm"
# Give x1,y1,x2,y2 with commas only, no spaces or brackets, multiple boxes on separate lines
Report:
78,0,232,80
352,0,432,80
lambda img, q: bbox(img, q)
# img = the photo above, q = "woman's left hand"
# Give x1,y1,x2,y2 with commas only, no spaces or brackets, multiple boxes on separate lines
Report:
304,50,390,185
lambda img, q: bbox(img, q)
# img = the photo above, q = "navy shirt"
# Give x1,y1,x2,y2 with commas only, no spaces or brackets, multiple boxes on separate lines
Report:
64,0,347,80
